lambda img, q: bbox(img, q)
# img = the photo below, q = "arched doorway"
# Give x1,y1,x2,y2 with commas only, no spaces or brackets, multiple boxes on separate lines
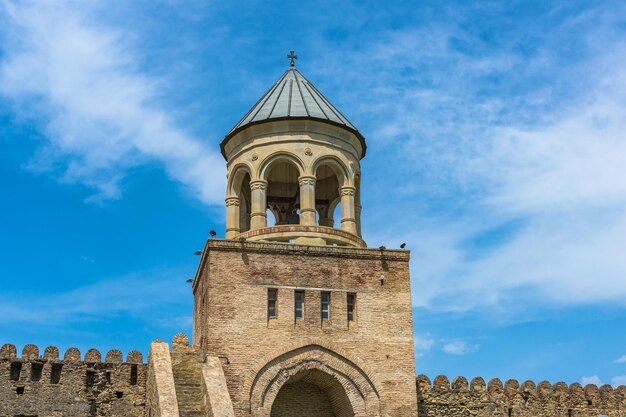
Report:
250,344,380,417
270,369,354,417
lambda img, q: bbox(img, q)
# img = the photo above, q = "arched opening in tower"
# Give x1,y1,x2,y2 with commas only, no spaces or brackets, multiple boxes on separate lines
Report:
270,369,355,417
266,160,301,226
315,164,341,229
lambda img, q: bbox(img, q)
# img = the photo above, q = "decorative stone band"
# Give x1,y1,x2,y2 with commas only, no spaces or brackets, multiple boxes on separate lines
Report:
202,236,409,261
250,180,268,191
298,175,317,187
339,186,356,196
225,197,240,207
238,225,365,248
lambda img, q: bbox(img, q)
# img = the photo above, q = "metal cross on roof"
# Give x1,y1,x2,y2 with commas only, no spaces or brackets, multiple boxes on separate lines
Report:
287,50,298,67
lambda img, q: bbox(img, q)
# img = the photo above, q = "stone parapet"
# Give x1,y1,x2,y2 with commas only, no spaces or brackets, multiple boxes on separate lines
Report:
416,374,626,417
0,342,146,417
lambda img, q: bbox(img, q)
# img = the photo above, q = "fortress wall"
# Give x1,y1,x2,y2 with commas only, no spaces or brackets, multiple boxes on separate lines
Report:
0,343,147,417
416,374,626,417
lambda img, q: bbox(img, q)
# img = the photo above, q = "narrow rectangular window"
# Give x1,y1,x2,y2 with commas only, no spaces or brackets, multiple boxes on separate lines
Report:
294,291,304,319
347,293,356,321
321,292,330,320
10,362,22,381
268,289,277,318
30,362,43,382
50,363,63,384
130,364,138,385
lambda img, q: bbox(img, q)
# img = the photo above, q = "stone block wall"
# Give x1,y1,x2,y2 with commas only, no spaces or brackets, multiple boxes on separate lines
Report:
0,343,146,417
416,374,626,417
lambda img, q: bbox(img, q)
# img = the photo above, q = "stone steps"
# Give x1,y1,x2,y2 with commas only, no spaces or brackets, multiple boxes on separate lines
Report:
172,352,207,417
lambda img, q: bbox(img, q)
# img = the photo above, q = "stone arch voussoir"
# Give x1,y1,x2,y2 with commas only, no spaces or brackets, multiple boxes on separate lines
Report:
312,155,352,188
227,162,254,198
258,151,306,181
249,341,380,417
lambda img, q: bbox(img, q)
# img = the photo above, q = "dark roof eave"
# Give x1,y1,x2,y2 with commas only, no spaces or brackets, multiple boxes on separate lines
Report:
219,117,367,160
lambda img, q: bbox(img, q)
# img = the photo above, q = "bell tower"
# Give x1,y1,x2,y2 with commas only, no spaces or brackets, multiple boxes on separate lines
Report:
192,55,417,417
221,60,366,247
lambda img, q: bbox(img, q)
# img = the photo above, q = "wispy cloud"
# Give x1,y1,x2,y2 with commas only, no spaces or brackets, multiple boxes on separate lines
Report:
581,375,602,386
612,376,626,387
339,3,626,314
0,1,224,204
414,335,435,350
442,341,478,356
0,271,189,325
615,355,626,364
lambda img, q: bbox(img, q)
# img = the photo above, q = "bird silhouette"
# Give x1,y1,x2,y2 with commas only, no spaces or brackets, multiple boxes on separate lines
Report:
185,279,193,284
400,243,406,249
194,250,203,256
210,230,217,237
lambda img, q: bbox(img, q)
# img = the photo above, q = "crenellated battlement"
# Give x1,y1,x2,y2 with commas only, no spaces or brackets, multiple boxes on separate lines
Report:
416,374,626,417
0,342,147,417
0,343,144,364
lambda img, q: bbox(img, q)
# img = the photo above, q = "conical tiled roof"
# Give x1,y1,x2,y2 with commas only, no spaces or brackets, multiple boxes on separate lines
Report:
221,67,365,157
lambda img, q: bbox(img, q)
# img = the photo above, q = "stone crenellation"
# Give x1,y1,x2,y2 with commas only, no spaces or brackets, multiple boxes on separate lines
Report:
416,374,626,417
0,342,146,417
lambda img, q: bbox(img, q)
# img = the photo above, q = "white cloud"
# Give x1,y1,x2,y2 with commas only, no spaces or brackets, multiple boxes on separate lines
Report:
581,375,602,386
0,1,224,204
344,6,626,313
442,341,478,356
414,335,435,351
612,376,626,387
0,271,189,324
615,355,626,364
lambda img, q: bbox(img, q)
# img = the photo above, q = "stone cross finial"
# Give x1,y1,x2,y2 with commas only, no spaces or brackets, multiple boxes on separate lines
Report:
287,50,298,67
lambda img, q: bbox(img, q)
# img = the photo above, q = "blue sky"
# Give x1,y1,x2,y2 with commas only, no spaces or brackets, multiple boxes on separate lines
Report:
1,0,626,387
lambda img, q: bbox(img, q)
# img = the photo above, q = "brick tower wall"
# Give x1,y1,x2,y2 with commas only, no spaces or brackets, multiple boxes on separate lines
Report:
192,239,418,417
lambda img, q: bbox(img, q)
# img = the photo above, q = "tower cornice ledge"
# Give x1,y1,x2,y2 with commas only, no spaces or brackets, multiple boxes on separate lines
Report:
192,238,409,293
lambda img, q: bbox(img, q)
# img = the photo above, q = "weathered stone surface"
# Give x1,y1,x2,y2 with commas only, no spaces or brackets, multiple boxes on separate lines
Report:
63,347,81,361
43,345,59,360
106,349,123,364
202,355,235,417
146,340,179,417
0,347,147,417
415,376,626,417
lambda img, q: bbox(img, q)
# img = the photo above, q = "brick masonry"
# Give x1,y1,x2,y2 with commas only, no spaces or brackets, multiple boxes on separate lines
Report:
192,239,418,417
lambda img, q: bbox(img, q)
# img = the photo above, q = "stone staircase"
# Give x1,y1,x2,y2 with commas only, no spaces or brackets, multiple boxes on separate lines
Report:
171,351,208,417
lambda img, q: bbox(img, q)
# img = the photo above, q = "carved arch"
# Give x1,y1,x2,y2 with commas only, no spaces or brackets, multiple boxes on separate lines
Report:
258,151,306,181
311,155,352,188
227,163,254,198
250,343,381,417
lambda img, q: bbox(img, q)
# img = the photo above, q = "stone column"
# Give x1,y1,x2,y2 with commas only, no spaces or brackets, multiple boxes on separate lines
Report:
225,197,240,239
355,203,362,236
339,186,357,234
250,180,268,230
298,176,317,226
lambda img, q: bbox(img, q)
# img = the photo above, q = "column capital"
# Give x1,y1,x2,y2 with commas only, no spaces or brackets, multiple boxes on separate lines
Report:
225,197,240,207
298,175,317,187
250,180,268,191
339,186,356,197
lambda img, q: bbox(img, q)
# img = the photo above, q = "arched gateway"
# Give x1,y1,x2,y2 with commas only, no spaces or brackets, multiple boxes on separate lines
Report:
192,54,418,417
250,345,380,417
